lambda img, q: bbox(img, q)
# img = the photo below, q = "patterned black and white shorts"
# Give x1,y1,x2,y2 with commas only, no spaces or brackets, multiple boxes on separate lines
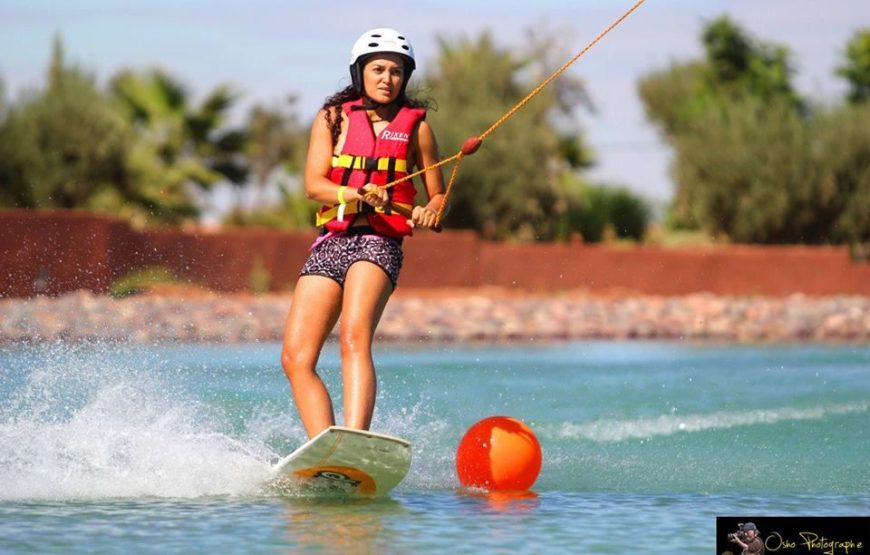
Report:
299,232,404,289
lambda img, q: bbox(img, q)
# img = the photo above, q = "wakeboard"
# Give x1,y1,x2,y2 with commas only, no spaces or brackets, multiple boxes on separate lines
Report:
270,426,411,497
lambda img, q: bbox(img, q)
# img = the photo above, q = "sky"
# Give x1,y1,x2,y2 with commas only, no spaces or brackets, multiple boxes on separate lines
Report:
1,0,867,206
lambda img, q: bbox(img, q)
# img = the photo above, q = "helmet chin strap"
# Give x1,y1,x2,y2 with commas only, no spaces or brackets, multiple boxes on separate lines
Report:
351,95,402,112
351,96,382,111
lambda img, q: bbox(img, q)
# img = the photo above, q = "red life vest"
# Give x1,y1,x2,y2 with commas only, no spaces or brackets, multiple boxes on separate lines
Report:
316,98,425,238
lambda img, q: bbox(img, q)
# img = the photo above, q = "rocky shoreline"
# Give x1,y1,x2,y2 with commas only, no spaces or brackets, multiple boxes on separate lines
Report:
2,289,869,344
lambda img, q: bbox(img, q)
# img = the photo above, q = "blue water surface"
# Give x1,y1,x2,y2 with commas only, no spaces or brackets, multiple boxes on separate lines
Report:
1,341,868,554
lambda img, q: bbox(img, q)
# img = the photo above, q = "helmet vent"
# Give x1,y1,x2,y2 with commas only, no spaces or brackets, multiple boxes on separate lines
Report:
401,45,410,50
368,42,379,47
371,34,382,38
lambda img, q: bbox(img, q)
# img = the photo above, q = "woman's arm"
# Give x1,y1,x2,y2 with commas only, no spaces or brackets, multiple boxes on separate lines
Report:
409,120,446,229
303,109,376,206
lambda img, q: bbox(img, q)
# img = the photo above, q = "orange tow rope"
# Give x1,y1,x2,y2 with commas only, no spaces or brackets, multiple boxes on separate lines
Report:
381,0,648,226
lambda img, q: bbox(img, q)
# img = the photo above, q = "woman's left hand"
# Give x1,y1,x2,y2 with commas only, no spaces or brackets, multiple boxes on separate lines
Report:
408,206,438,229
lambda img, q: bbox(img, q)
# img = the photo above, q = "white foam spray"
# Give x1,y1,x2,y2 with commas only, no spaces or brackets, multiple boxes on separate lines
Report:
0,345,275,501
553,402,869,442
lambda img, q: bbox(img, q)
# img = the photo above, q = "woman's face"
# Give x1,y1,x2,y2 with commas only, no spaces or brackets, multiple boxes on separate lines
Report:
362,53,405,104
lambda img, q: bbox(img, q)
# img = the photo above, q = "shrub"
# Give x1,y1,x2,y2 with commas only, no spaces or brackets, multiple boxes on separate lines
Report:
109,266,179,298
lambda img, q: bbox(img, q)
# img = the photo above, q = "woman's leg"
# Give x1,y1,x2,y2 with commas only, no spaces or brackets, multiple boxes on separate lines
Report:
281,275,343,438
339,261,394,430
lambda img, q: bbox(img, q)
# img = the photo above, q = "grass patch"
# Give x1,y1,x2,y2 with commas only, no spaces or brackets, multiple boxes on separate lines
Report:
109,266,180,298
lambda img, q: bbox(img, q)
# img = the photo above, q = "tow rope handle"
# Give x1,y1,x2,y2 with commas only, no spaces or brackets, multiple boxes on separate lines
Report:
388,202,443,233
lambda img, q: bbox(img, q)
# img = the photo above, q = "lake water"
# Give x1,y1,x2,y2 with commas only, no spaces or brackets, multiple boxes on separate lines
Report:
1,341,868,553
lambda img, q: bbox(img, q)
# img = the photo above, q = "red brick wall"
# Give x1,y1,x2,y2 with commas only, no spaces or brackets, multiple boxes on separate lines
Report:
2,211,115,295
476,242,870,296
137,227,317,292
2,209,868,297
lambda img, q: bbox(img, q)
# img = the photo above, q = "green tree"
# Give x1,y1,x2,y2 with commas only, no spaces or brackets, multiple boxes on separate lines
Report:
0,37,252,225
245,97,304,208
670,96,835,243
821,103,870,245
110,69,248,223
0,37,132,211
702,16,800,108
641,16,800,137
639,17,809,238
640,17,870,246
423,32,596,240
837,29,870,104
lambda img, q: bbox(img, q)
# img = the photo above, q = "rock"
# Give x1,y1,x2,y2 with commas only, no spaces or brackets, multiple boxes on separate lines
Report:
1,291,868,344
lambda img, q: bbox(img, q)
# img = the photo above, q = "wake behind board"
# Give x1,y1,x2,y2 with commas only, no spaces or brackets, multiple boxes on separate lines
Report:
270,426,411,497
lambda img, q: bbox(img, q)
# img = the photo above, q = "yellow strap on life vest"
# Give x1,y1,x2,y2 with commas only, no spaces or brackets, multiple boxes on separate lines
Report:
332,154,408,173
316,200,414,227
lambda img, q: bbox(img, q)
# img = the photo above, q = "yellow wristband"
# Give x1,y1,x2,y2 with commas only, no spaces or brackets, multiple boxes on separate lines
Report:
337,186,347,205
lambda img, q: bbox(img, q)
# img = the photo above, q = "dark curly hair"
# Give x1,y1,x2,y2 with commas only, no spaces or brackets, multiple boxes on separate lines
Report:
321,85,432,146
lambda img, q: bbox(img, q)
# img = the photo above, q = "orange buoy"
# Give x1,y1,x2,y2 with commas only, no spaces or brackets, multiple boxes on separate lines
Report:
455,416,542,491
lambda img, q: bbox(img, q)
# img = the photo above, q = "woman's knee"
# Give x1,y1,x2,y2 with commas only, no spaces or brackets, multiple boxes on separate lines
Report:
280,346,318,379
338,323,374,357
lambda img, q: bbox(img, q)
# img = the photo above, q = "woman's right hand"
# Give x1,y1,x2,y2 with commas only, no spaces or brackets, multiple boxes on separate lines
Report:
358,184,389,209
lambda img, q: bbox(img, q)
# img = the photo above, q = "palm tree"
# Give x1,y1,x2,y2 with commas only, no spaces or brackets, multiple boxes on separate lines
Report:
110,69,248,223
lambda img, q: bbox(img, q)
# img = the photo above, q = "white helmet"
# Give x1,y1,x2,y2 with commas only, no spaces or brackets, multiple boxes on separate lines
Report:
349,28,416,97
